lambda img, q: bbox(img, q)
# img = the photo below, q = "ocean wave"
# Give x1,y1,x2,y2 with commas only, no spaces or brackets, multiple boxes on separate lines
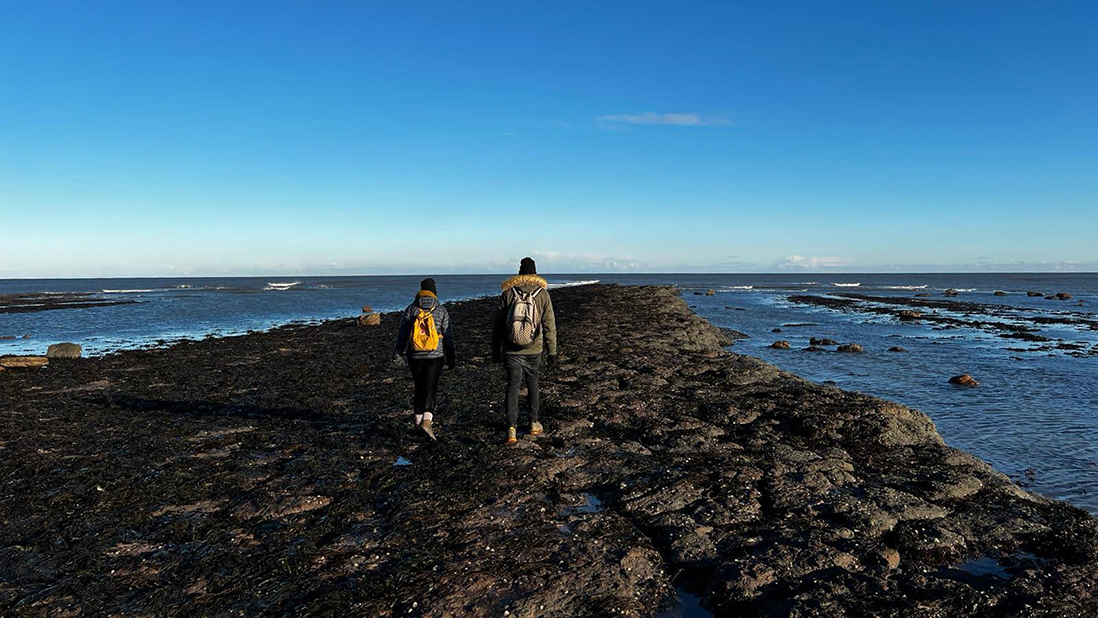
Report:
170,284,195,289
265,282,301,291
102,289,157,293
722,285,754,290
832,283,861,287
799,281,818,285
548,279,600,289
884,285,928,290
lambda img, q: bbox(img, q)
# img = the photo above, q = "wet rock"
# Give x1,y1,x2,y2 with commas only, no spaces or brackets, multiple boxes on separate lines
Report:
357,313,381,326
898,310,922,320
888,346,907,352
803,346,826,352
810,337,838,346
943,289,959,297
948,374,978,386
1053,292,1073,300
771,328,781,333
770,340,790,349
836,343,863,353
993,290,1006,296
46,343,82,359
705,289,715,296
361,305,373,313
914,293,931,297
0,355,49,368
1027,291,1044,297
0,335,15,340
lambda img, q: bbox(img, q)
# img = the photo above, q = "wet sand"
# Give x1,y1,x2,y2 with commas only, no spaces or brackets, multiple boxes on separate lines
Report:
1,284,1096,616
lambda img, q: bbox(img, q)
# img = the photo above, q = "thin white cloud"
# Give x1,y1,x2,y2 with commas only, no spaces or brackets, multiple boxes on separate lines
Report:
778,255,853,269
597,112,731,127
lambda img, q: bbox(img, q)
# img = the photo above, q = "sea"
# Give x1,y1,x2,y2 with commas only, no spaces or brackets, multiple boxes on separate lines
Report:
3,273,1096,514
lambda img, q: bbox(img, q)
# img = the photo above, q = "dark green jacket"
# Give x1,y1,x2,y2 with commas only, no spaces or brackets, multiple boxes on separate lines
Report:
491,274,557,357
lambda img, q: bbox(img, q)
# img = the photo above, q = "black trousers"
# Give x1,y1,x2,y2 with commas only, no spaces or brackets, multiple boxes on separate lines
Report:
504,353,540,428
408,356,444,414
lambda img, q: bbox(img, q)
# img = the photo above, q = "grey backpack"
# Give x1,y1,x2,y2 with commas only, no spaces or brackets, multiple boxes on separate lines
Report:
508,288,542,347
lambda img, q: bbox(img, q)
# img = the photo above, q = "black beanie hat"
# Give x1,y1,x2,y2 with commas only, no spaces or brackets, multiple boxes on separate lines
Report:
420,278,437,295
519,257,537,275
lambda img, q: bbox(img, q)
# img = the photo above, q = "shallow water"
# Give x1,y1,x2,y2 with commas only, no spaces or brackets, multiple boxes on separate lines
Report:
3,273,1096,514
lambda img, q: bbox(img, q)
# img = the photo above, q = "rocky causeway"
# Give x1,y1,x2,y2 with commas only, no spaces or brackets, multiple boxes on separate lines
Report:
2,284,1096,616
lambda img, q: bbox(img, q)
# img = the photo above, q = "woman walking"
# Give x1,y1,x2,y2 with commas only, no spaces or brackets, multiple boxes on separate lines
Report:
393,278,456,440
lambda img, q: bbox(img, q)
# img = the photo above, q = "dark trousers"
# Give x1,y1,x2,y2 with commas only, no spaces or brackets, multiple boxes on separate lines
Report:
504,353,540,428
408,356,444,414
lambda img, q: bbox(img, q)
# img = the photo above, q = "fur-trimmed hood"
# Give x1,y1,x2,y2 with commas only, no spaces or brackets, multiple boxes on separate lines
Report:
501,274,548,291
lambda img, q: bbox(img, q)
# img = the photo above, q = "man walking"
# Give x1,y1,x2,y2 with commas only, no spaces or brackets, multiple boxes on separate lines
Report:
492,257,557,444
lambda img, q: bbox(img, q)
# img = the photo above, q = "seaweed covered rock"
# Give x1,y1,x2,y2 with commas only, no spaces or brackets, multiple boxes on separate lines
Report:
46,342,82,358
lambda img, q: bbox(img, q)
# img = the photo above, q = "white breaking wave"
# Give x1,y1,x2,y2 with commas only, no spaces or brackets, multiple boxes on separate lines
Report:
265,282,301,291
721,285,754,290
884,285,928,290
832,282,861,287
102,289,156,293
799,281,818,285
548,279,600,289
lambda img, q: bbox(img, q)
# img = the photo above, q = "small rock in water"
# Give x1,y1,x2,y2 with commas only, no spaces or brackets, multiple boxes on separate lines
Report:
949,374,979,387
802,346,826,352
897,310,922,320
358,313,381,327
361,305,374,313
1053,292,1073,300
1027,291,1044,297
943,288,960,297
705,289,715,296
836,343,864,353
888,346,907,352
46,343,82,359
810,337,838,346
994,290,1006,296
771,328,782,333
0,335,15,340
770,340,790,349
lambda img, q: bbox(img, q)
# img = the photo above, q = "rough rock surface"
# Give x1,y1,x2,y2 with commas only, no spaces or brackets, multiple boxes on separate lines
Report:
0,355,49,368
949,374,980,387
1,284,1096,617
358,312,381,326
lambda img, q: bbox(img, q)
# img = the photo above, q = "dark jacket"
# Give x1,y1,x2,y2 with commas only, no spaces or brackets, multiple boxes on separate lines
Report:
395,291,456,364
492,274,557,357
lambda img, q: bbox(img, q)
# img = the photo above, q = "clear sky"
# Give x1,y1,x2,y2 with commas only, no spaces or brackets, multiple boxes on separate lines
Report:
2,1,1096,277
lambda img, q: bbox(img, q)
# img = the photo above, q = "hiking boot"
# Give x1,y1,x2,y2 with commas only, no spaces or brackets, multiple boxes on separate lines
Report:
421,419,437,441
529,422,543,436
506,426,517,445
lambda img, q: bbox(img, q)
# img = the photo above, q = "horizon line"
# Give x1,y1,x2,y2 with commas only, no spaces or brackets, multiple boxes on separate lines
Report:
3,271,1096,281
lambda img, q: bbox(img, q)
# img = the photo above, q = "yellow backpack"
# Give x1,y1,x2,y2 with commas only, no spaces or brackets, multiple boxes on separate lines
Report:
411,308,441,351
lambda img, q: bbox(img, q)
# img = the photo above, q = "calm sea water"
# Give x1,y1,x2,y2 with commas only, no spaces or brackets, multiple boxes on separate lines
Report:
3,273,1096,513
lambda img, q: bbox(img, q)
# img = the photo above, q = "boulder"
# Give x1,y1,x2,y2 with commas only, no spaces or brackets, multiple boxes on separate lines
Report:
897,310,921,320
705,289,715,296
942,289,959,297
361,305,374,313
46,343,82,359
888,346,907,352
22,334,31,339
1027,291,1044,297
770,340,790,349
810,337,838,346
0,356,49,368
0,335,14,340
803,346,826,352
993,290,1006,296
836,343,863,353
771,328,782,333
948,374,979,387
914,293,931,297
1053,292,1072,300
357,313,381,327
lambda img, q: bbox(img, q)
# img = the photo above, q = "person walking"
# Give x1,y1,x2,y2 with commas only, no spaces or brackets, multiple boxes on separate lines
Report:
394,278,456,440
492,257,557,444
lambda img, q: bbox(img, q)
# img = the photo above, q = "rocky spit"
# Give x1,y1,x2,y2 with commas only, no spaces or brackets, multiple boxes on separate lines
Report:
1,284,1096,617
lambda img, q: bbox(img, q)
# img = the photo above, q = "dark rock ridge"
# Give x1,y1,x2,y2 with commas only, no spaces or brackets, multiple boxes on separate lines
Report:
1,284,1096,616
0,292,138,314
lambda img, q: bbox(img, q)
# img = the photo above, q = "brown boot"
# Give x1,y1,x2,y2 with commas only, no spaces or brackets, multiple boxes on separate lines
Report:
506,426,517,445
421,418,437,441
529,422,543,437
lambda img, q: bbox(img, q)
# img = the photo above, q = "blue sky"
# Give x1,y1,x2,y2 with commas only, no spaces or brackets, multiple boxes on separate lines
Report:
2,1,1096,276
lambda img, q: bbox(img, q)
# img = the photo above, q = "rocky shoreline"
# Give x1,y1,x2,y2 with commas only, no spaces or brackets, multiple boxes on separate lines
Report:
2,284,1096,616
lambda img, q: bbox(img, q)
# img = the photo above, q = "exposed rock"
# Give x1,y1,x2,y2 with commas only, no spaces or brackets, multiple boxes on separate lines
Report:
0,355,49,368
914,293,931,297
22,334,31,339
46,343,82,359
1054,292,1073,300
994,290,1007,296
836,343,864,353
943,289,959,297
810,337,838,346
705,289,715,296
1027,291,1044,297
888,346,907,352
803,346,826,352
0,335,15,340
949,374,979,387
357,313,381,327
771,328,781,333
770,340,790,349
361,305,373,313
898,310,922,320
